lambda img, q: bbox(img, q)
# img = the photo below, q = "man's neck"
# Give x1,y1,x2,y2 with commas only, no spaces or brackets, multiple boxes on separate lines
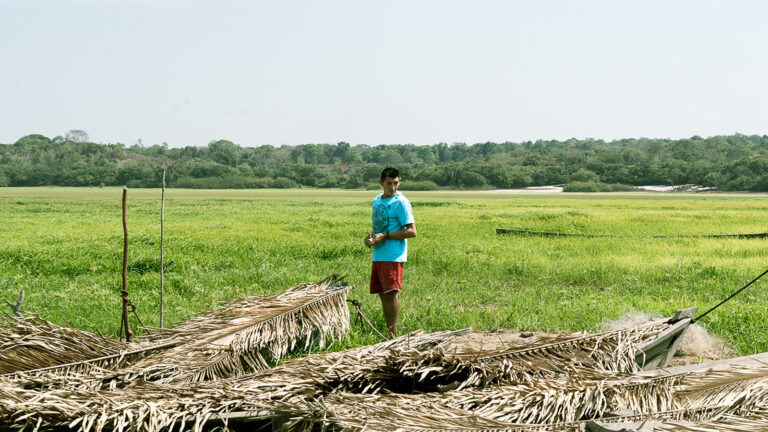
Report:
382,191,396,199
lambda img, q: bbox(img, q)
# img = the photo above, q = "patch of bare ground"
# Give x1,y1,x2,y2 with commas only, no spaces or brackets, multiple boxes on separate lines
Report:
668,322,735,366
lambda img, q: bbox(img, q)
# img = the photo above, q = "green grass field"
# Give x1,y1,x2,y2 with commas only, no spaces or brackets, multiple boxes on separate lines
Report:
1,187,767,355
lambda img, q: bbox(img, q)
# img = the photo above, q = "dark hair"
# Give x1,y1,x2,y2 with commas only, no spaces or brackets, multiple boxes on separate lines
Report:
380,167,400,181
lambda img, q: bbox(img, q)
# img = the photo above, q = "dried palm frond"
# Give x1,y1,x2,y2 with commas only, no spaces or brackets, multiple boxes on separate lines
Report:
274,372,684,428
639,416,768,432
0,329,470,432
8,301,763,432
1,339,185,391
678,374,768,415
443,374,684,424
590,412,768,432
5,325,763,432
314,404,756,432
123,275,355,382
328,318,672,396
3,276,355,387
4,326,680,431
478,318,671,372
675,363,768,395
273,393,517,432
0,315,130,374
573,405,765,432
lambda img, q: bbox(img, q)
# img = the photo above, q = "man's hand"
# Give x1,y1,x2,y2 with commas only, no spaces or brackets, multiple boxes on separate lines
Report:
371,232,386,246
364,232,387,248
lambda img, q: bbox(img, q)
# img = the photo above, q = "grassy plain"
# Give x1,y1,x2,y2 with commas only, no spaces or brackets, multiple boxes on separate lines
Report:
1,187,767,355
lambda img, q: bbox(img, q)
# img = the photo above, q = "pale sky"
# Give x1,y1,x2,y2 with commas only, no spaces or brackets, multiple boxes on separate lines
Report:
1,0,767,147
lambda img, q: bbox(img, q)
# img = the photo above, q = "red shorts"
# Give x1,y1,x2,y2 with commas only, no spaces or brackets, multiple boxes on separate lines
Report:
370,261,404,294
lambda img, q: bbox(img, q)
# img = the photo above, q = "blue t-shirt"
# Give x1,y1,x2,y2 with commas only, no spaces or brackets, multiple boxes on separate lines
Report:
371,192,415,262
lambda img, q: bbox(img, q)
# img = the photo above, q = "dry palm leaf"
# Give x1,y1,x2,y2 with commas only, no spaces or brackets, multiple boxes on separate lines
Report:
477,318,671,372
328,318,671,396
3,275,354,387
675,363,768,395
124,274,355,382
3,325,684,432
289,403,764,432
8,299,765,432
678,374,768,414
0,330,470,432
271,372,683,428
0,315,130,374
305,365,768,431
444,374,684,424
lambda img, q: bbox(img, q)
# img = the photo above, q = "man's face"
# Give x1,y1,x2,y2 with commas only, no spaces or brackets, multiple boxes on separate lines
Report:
380,176,400,196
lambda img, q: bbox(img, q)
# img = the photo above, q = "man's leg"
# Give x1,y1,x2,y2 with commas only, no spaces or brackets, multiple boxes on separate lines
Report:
379,291,399,337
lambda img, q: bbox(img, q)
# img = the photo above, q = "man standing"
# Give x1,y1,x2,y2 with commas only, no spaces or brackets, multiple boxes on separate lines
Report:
364,167,416,338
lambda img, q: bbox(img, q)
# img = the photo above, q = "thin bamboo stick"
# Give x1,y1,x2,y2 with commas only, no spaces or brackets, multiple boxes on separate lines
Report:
160,168,166,329
121,186,133,343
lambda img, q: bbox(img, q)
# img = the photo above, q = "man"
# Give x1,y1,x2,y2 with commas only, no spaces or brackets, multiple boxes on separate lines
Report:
364,167,416,338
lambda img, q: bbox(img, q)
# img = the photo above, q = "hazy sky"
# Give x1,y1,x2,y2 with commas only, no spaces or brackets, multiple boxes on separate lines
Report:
2,0,767,147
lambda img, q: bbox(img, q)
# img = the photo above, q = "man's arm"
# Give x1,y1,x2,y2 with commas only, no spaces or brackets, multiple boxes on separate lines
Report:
387,223,417,239
370,223,416,246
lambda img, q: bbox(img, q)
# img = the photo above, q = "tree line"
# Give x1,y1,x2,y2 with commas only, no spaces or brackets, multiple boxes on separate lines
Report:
1,132,768,191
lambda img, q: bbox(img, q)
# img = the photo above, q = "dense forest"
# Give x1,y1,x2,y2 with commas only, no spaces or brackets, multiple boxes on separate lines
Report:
2,132,768,191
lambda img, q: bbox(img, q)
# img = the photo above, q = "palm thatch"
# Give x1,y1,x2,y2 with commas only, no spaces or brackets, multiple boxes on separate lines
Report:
267,380,768,432
679,374,768,414
0,315,129,374
161,274,353,380
269,372,685,429
327,317,670,397
0,330,470,432
0,318,703,432
5,291,768,432
2,275,354,388
124,274,355,383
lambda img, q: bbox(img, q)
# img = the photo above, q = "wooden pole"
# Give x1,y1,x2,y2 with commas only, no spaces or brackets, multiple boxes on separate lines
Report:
160,168,166,328
121,186,133,342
